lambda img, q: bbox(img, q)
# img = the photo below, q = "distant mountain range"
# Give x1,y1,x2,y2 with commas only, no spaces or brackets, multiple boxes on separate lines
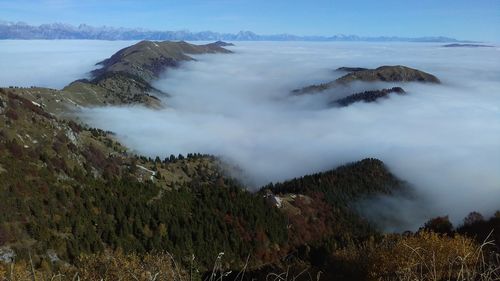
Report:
0,21,468,42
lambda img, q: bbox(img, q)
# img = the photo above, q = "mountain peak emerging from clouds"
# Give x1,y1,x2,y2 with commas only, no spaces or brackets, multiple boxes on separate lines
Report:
0,21,468,42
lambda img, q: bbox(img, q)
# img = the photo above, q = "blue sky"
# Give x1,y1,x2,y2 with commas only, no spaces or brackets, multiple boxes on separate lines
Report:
0,0,499,41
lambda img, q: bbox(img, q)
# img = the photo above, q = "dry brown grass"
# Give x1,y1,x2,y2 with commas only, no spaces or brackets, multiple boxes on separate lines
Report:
1,234,499,281
335,231,500,281
75,251,186,281
0,251,186,281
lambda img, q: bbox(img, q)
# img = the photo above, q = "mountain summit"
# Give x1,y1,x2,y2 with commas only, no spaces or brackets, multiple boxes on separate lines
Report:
294,65,440,96
64,40,232,107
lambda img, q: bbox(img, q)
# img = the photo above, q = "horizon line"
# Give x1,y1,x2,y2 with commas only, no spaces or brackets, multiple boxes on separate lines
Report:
0,20,478,43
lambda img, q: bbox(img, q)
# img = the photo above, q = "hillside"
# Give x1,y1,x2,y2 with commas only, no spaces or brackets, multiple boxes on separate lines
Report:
293,65,440,97
334,65,440,84
0,88,411,272
0,88,289,268
90,40,232,82
66,40,232,106
261,158,408,249
2,41,233,116
2,41,499,280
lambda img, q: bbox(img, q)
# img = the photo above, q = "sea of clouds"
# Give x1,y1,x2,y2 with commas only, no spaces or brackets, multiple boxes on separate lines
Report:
0,40,133,89
1,40,499,230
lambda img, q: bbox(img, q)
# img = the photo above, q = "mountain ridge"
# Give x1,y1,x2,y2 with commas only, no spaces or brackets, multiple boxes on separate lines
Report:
293,65,440,96
0,21,470,42
71,40,232,107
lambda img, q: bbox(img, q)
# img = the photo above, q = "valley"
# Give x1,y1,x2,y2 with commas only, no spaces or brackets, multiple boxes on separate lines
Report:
0,39,499,280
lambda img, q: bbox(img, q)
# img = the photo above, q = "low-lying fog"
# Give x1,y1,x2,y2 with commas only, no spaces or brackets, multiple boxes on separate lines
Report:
3,40,500,231
0,40,134,89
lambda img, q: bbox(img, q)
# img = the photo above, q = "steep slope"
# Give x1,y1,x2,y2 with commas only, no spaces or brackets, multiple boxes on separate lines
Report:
0,88,287,268
261,158,408,246
0,88,412,271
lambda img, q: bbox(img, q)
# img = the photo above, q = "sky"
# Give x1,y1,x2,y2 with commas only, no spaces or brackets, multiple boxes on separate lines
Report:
0,0,499,42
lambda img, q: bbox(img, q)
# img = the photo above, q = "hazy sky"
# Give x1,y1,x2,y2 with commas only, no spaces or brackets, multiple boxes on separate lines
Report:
0,0,499,41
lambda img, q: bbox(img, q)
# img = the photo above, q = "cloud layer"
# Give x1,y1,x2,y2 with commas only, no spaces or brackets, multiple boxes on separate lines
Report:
79,42,500,230
0,40,133,89
1,40,499,230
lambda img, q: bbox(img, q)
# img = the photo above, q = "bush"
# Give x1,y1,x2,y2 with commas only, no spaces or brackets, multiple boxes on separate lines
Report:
421,216,454,235
464,211,485,226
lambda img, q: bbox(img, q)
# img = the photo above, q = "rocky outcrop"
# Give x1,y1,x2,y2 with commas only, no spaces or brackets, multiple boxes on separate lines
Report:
332,87,406,107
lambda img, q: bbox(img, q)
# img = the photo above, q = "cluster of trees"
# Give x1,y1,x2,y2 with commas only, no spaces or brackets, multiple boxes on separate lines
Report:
1,176,287,264
0,99,413,274
264,158,405,207
0,115,288,270
421,211,500,252
262,158,407,243
2,89,500,280
0,145,288,268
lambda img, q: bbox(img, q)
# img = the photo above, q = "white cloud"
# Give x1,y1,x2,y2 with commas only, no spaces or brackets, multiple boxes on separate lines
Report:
80,42,500,229
0,40,134,89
